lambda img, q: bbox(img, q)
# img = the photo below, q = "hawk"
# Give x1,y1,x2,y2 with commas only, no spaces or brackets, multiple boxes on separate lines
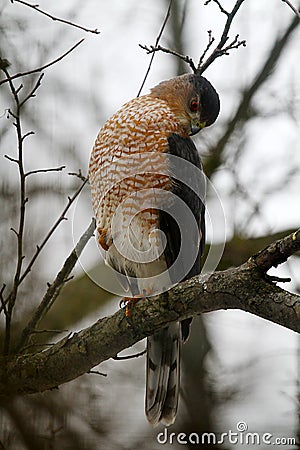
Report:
89,73,220,426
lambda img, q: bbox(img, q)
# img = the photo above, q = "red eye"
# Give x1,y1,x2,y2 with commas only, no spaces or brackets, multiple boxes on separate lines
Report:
190,100,199,112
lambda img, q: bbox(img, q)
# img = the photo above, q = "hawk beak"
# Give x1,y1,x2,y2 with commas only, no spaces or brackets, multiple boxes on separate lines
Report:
190,124,201,136
190,119,206,136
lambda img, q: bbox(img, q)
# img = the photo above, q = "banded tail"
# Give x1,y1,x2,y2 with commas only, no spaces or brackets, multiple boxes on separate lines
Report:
145,322,181,426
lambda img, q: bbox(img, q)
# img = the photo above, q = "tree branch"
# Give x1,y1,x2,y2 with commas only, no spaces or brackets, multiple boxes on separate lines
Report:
198,0,246,73
137,0,173,96
0,39,84,87
138,44,197,73
2,67,28,355
138,0,246,75
11,0,101,34
24,165,65,178
0,230,299,397
281,0,300,18
16,177,88,287
204,11,300,178
15,218,96,353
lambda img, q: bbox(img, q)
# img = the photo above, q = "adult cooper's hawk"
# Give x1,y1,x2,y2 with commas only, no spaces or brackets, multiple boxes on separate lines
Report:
89,73,220,426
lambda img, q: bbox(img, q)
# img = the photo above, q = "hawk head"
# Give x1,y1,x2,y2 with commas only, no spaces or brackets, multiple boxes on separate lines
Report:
150,73,220,136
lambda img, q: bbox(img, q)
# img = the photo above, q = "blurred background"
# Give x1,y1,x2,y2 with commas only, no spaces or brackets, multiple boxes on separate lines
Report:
0,0,299,449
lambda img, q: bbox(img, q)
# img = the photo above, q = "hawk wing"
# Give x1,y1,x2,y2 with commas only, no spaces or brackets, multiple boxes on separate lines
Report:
145,133,205,426
161,132,205,281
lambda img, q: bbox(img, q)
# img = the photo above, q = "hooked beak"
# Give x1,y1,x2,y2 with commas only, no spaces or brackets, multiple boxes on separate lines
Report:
189,119,206,136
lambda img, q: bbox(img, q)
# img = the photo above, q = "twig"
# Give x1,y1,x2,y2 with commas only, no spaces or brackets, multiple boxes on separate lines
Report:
0,285,7,316
204,0,229,16
266,275,291,283
4,153,19,164
17,177,88,287
15,218,96,353
21,131,35,142
113,349,146,360
197,30,215,69
139,44,197,73
25,165,66,178
68,169,88,182
19,73,44,108
11,0,101,34
198,0,246,73
0,39,84,86
281,0,300,18
137,0,173,97
88,370,107,377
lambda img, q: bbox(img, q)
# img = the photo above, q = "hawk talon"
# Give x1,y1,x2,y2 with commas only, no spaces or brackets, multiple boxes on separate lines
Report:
122,295,142,318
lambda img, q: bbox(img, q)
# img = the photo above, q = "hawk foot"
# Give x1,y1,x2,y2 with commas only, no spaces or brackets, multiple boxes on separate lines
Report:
121,289,152,317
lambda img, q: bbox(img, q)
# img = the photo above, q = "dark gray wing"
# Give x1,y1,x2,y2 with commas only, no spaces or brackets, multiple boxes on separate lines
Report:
159,133,205,340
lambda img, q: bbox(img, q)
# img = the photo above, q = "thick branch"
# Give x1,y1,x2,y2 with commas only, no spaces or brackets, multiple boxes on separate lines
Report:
0,230,299,397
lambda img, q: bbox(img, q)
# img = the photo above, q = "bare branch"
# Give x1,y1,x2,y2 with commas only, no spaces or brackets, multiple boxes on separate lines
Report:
139,44,197,73
87,370,107,377
16,218,96,352
137,0,173,96
198,0,246,73
16,177,88,287
68,169,88,182
0,39,84,86
2,66,27,355
204,0,229,16
19,73,44,108
21,131,35,142
113,349,146,360
204,11,300,178
281,0,300,18
2,173,88,354
138,0,246,76
11,0,101,34
0,285,7,316
4,154,19,164
25,165,66,178
197,30,215,69
0,230,299,396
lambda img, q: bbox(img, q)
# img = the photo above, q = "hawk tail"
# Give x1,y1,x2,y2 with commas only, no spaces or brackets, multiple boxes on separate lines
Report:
145,322,181,426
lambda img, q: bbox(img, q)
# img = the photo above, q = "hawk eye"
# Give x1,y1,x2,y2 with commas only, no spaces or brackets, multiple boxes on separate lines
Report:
190,99,199,112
